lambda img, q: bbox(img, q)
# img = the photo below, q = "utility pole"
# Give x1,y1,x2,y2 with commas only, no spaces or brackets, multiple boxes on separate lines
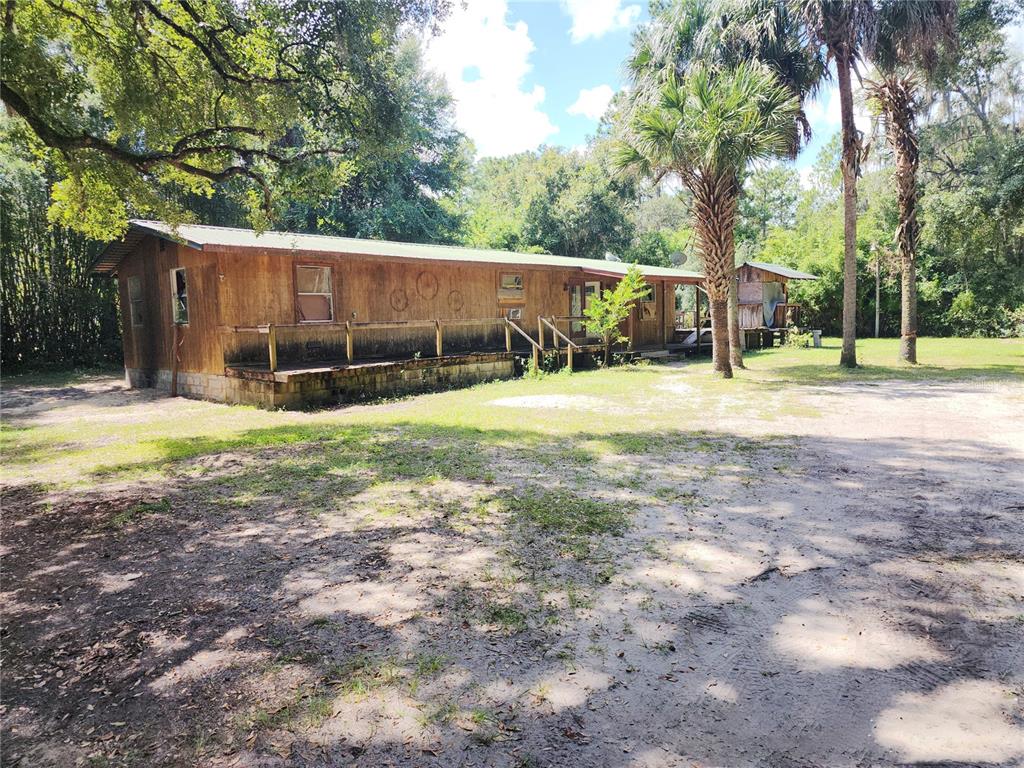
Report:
871,243,880,338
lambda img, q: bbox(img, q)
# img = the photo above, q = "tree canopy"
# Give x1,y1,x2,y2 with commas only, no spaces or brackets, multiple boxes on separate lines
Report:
0,0,448,238
1,0,1021,372
459,145,637,259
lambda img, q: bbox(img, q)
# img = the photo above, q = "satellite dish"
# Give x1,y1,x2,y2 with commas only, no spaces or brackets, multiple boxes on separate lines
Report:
604,251,622,262
669,251,685,266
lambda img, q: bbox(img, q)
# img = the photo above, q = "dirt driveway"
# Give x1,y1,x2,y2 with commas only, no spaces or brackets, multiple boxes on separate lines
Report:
2,367,1023,767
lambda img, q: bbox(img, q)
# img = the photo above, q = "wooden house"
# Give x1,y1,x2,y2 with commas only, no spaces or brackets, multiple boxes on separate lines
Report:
94,221,702,408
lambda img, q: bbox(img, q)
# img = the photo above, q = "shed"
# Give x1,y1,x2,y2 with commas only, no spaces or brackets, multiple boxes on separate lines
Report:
736,260,818,331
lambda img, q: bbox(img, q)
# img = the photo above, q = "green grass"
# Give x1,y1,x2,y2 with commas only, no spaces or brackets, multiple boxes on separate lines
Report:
744,337,1023,384
481,601,529,632
1,364,124,388
242,687,334,732
2,338,1019,491
322,651,448,699
110,498,171,527
504,489,630,538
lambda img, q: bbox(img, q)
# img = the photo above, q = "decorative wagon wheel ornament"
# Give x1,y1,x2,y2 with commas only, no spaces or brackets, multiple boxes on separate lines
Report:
389,287,409,312
416,271,439,300
447,289,464,313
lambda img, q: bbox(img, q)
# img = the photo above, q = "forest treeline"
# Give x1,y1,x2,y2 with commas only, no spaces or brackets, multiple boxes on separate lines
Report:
1,0,1021,370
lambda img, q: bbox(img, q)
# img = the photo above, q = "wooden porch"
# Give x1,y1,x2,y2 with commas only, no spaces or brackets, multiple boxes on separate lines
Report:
220,313,689,381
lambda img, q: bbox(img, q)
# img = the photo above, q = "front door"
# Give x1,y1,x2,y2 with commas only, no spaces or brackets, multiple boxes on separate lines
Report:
568,279,601,340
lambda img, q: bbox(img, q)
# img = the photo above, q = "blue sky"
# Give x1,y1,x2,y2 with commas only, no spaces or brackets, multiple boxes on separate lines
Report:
422,1,1021,185
508,1,648,150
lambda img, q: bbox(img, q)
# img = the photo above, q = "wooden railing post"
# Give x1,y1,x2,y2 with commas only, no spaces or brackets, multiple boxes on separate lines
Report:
435,319,443,357
345,320,353,363
537,316,544,351
505,321,512,353
695,287,703,354
567,344,574,372
267,323,277,373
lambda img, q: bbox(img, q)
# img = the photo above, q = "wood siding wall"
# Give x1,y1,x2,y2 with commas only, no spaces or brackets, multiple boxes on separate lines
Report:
737,265,789,330
117,240,222,375
115,237,687,374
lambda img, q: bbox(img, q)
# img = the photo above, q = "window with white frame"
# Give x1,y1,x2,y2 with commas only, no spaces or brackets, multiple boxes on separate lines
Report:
127,275,144,327
170,268,189,325
296,265,334,322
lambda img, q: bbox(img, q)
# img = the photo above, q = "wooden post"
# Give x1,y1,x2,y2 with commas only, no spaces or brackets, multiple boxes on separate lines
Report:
170,323,179,397
505,321,512,353
533,345,540,371
661,283,668,348
537,316,544,351
435,319,443,357
695,287,702,354
267,323,277,373
567,344,574,372
551,320,559,350
628,308,635,351
345,320,353,363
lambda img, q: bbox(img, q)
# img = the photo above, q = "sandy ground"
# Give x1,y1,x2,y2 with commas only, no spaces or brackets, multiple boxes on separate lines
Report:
2,370,1023,767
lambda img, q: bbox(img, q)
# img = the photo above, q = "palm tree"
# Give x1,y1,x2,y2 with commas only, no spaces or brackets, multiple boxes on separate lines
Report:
629,0,823,370
792,0,876,368
868,1,957,364
615,63,798,377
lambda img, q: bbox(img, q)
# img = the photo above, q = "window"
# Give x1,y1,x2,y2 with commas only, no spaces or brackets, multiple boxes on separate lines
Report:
170,268,189,325
127,276,144,327
498,272,524,303
296,265,334,322
640,283,656,321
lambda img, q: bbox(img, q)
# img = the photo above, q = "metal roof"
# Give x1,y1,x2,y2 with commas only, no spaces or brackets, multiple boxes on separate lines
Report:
742,260,818,281
93,220,704,281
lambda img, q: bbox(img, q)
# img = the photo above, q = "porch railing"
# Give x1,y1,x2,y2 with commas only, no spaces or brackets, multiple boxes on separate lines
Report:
538,316,583,371
222,316,546,373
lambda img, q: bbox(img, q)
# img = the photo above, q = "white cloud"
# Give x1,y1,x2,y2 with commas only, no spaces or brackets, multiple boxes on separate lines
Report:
562,0,641,43
805,83,871,137
567,84,615,120
423,0,557,157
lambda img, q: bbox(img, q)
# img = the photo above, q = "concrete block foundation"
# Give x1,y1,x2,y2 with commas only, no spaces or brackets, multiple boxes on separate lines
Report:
126,352,517,409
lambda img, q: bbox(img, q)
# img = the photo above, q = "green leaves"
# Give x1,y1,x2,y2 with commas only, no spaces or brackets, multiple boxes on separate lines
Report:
461,145,637,259
618,61,799,184
583,264,649,349
1,0,446,239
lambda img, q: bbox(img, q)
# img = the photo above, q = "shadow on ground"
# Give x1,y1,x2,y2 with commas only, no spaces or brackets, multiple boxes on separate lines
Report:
3,410,1023,767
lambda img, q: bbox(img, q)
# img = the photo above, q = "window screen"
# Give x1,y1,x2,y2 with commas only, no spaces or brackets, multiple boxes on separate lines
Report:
296,265,334,322
171,268,188,325
127,276,144,327
640,283,656,320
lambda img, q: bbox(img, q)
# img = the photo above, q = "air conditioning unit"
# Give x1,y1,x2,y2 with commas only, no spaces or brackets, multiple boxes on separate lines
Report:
506,307,522,320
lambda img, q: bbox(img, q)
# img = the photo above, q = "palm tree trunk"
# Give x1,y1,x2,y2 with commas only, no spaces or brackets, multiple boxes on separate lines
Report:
691,174,739,378
728,271,744,368
879,75,920,364
836,47,859,369
710,296,731,374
